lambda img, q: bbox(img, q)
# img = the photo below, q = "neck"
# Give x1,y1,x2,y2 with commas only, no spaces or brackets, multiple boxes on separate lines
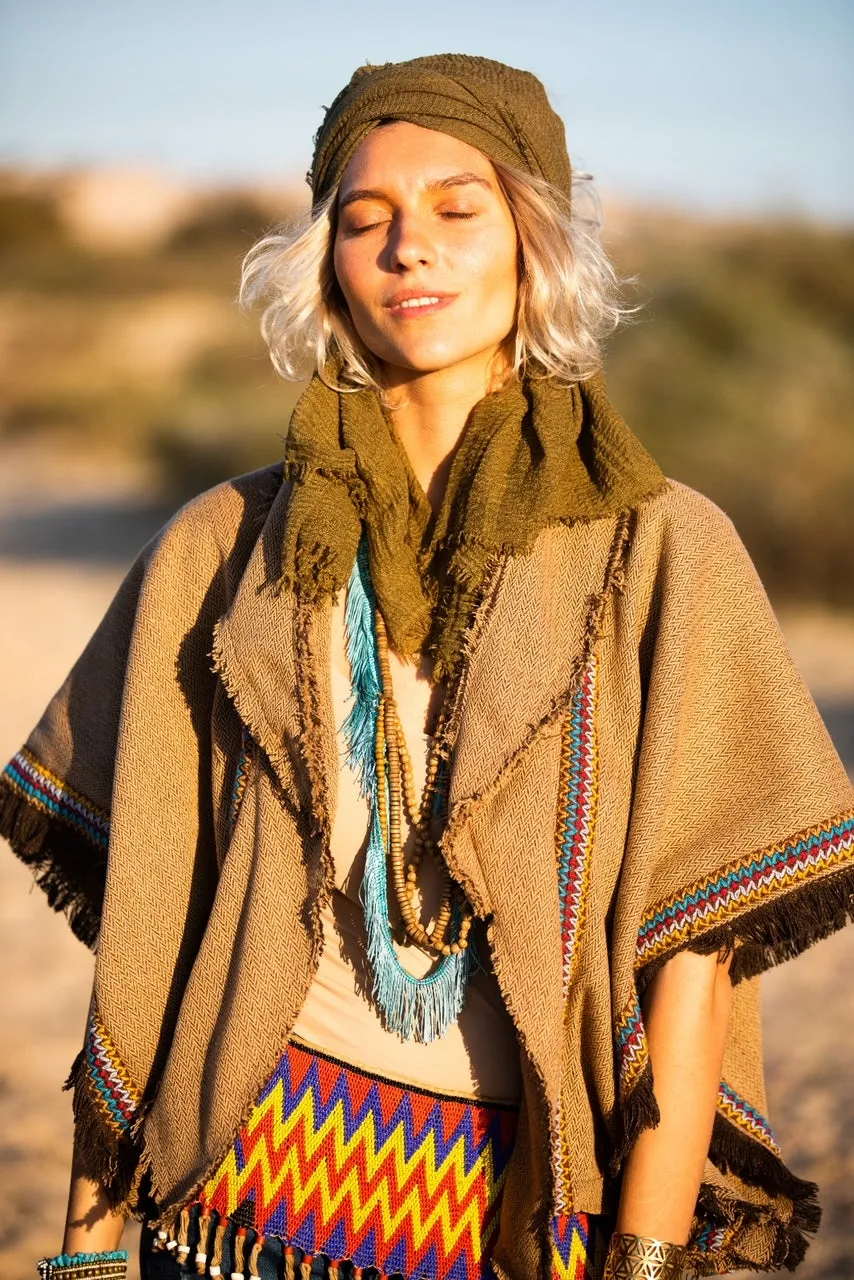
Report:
381,354,504,511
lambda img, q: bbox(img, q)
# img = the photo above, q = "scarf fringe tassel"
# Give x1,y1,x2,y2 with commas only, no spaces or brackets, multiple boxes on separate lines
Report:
151,1203,408,1280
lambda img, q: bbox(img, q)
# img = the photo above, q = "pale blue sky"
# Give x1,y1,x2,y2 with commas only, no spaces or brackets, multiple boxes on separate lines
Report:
1,0,852,218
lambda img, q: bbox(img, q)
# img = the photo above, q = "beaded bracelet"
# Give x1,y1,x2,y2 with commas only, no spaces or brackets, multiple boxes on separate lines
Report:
603,1232,686,1280
36,1251,129,1280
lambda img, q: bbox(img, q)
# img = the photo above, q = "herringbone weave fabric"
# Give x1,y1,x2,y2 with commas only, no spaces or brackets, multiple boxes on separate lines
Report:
2,467,853,1279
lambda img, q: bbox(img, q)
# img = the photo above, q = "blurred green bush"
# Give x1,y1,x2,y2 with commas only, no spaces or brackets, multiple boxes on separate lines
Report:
606,215,853,607
0,181,851,605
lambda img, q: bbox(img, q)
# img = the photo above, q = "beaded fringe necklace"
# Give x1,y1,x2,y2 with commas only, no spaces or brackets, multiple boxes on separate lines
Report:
341,536,474,1041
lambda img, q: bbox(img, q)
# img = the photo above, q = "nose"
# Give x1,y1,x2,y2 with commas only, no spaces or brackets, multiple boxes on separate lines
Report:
385,213,437,272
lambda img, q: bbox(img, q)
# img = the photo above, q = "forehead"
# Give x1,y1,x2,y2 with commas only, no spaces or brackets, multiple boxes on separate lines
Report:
339,121,497,195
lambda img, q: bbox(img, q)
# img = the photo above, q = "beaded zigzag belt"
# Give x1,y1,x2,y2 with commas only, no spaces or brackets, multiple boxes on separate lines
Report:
153,1040,520,1280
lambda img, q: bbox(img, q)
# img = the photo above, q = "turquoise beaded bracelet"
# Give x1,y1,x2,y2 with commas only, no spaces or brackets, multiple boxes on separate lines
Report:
36,1251,128,1280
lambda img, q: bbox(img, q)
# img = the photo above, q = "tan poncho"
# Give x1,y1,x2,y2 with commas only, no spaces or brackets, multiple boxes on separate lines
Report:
2,465,853,1278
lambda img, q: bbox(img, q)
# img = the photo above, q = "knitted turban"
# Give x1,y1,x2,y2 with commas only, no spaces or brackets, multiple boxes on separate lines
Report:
309,53,573,207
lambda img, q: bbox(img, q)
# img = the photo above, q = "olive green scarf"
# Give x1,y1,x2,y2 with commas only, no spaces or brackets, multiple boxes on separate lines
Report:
280,366,665,684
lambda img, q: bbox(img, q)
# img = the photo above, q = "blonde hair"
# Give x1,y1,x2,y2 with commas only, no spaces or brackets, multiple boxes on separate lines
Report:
239,162,630,389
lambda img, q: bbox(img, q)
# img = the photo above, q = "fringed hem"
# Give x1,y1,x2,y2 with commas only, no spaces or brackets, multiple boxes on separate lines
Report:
609,1069,821,1272
148,1201,502,1279
0,774,105,949
685,858,854,985
684,1117,822,1275
634,811,854,992
64,1048,145,1213
609,1060,660,1174
634,857,854,1002
609,1089,821,1273
608,984,823,1271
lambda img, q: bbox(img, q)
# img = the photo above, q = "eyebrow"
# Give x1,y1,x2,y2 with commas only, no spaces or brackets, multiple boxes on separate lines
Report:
339,172,493,209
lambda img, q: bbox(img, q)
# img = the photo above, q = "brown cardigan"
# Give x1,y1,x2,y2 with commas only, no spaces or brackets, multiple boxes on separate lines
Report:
2,464,853,1278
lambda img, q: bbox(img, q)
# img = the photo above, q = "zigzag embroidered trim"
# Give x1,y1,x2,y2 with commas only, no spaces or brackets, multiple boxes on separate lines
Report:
183,1038,519,1280
555,658,599,997
614,997,649,1101
636,811,854,966
716,1081,780,1155
550,1213,608,1280
551,658,600,1214
688,1220,737,1257
229,728,253,836
84,1008,141,1138
2,749,109,850
550,665,599,1213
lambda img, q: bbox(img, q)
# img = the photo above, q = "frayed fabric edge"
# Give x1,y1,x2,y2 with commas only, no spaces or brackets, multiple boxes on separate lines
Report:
637,854,854,994
609,1066,821,1275
682,1118,821,1276
609,1060,660,1175
63,1047,147,1214
0,775,105,950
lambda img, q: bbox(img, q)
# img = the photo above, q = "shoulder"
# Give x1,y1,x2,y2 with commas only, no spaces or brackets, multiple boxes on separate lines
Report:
121,462,285,620
140,462,284,578
622,478,774,643
157,462,284,553
631,477,762,587
635,478,742,555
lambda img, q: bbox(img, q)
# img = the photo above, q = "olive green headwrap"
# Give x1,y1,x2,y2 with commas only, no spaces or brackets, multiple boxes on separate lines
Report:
309,53,573,206
281,55,666,684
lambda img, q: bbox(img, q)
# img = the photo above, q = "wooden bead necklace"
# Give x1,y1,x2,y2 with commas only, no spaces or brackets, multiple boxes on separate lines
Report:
373,609,473,957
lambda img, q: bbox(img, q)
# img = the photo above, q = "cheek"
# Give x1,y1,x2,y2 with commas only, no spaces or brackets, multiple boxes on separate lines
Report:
471,229,519,319
332,240,368,318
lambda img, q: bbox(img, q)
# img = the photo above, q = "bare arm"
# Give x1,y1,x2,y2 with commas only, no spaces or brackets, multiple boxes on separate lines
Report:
616,949,733,1242
62,986,127,1255
62,1144,127,1254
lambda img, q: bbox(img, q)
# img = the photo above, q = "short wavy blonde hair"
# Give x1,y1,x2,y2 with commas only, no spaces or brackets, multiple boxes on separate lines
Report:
239,162,630,390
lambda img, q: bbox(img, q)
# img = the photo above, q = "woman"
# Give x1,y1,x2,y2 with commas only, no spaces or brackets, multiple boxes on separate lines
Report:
5,54,854,1280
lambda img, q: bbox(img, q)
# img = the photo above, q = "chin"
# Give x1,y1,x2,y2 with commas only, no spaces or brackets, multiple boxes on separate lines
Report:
377,343,485,377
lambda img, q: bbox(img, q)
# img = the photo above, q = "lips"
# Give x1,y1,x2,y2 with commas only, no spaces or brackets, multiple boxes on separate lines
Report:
398,296,443,309
384,289,458,318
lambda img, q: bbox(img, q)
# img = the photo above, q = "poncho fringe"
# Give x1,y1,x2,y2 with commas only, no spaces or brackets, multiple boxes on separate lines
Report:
0,775,105,950
3,470,854,1279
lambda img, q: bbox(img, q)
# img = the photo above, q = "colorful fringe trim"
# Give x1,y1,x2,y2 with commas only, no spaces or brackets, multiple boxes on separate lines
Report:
613,997,649,1102
185,1039,518,1280
83,1007,141,1138
2,748,109,850
555,658,599,997
0,748,109,947
716,1081,779,1156
551,1214,607,1280
636,811,854,967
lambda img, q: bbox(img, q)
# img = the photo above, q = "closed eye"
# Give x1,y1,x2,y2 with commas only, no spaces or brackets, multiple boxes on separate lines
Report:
345,219,388,235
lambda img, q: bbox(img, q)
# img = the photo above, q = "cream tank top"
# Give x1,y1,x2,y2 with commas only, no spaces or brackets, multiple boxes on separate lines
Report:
289,590,523,1103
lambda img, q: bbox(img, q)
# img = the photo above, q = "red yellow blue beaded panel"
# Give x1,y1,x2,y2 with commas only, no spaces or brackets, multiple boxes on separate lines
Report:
198,1039,519,1280
551,1213,608,1280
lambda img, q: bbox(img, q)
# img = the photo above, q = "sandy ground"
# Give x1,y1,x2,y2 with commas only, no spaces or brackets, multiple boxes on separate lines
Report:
0,468,852,1279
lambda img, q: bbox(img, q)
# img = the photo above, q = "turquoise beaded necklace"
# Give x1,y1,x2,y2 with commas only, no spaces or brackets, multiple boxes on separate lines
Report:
340,536,473,1042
